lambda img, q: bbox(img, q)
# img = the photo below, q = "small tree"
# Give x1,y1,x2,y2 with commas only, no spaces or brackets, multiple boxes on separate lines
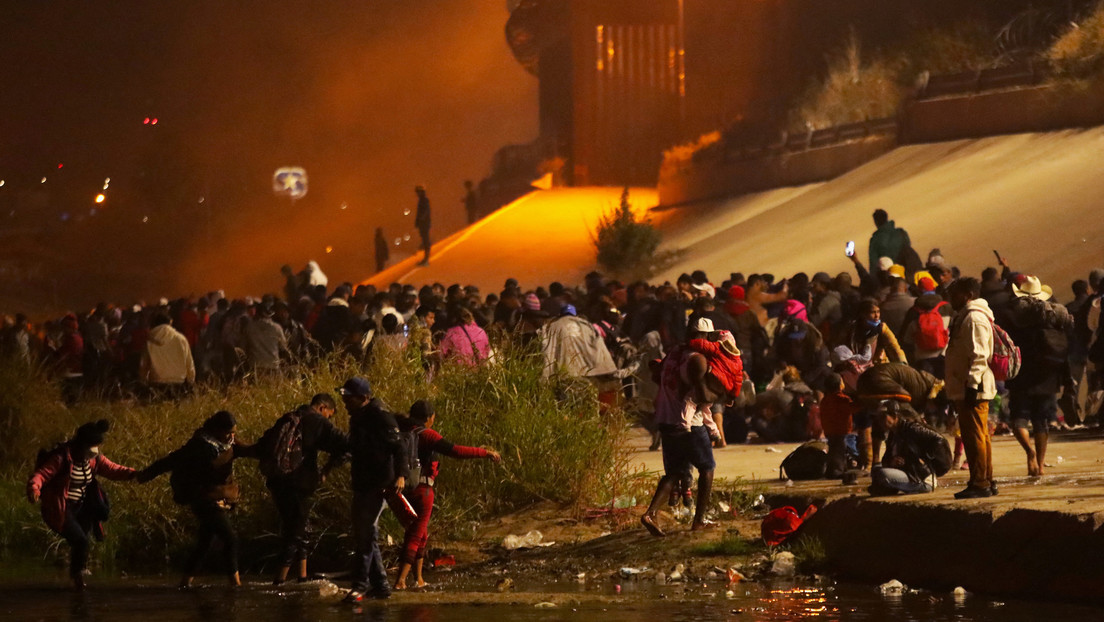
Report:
593,188,662,278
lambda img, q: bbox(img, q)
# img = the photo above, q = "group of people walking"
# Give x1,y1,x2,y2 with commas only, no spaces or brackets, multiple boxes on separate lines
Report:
27,379,500,599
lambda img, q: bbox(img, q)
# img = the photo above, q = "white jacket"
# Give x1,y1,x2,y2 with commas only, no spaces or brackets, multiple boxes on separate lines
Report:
141,324,196,385
944,299,995,401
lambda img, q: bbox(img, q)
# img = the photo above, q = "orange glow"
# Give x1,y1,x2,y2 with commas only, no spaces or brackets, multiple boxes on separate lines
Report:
325,245,334,254
95,194,106,203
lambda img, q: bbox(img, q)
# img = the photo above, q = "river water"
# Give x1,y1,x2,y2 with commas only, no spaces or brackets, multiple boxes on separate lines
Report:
2,576,1100,622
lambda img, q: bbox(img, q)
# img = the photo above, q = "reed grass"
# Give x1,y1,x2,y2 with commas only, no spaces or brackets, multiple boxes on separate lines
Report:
0,336,634,572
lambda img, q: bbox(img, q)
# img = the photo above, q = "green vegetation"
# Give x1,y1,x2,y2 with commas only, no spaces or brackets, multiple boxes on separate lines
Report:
593,188,676,280
715,476,769,517
1047,2,1104,78
786,534,829,574
791,25,999,131
690,529,758,557
1,339,635,572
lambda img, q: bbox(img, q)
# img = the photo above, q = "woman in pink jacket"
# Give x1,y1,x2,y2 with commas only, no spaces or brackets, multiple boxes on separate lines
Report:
26,419,137,590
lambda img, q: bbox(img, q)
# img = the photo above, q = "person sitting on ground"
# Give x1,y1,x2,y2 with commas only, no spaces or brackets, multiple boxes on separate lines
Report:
27,419,138,590
869,401,951,496
395,400,501,590
834,297,907,365
138,411,249,588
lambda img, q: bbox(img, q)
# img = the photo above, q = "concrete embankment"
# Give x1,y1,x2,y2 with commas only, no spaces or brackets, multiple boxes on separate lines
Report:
632,429,1104,603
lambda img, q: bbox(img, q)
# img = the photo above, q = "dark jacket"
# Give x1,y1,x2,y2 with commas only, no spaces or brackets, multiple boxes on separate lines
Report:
883,419,950,484
415,195,431,231
348,398,409,492
1004,296,1073,395
144,430,242,506
253,406,349,493
856,363,941,411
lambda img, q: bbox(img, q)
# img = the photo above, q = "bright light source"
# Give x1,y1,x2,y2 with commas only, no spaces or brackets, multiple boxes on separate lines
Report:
340,202,348,210
403,209,411,216
0,180,5,187
57,163,63,169
142,216,149,223
143,118,150,124
95,194,105,203
151,118,158,125
403,234,410,241
103,184,109,190
104,177,110,183
41,177,46,183
394,238,401,246
198,197,205,204
325,246,334,254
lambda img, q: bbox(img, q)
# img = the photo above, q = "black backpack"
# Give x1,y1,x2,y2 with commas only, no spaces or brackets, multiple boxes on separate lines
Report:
260,412,304,479
780,441,828,480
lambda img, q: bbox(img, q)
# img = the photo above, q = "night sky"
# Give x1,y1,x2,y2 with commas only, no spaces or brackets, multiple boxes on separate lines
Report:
0,0,536,306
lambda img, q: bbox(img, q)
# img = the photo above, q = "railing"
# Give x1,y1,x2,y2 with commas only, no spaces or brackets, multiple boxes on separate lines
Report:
915,61,1051,100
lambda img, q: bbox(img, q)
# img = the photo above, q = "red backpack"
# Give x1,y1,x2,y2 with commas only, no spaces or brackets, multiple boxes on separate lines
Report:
761,505,818,546
914,302,949,351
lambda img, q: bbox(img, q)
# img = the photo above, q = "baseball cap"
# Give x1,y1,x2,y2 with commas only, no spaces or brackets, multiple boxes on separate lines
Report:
337,377,372,397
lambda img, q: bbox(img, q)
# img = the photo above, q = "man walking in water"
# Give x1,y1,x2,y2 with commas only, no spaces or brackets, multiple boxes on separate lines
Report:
415,186,431,266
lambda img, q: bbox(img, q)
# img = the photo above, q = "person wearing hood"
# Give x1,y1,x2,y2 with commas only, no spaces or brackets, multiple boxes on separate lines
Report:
539,304,617,378
245,302,290,373
868,209,910,275
900,275,953,377
27,419,137,590
834,298,907,367
305,260,328,288
139,312,195,395
945,278,997,499
138,411,249,587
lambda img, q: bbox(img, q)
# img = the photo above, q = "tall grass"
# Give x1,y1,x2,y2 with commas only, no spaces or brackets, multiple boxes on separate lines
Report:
1046,1,1104,77
791,24,999,131
0,337,634,572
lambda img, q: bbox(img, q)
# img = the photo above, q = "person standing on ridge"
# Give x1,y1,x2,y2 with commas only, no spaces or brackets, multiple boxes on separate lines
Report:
462,180,479,225
374,227,390,274
415,186,432,266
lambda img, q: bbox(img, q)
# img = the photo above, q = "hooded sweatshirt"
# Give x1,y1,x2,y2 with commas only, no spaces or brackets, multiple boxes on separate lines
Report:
141,323,195,384
945,299,996,401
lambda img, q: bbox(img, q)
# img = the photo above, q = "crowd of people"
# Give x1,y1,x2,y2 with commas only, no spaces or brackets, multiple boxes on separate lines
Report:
13,207,1104,589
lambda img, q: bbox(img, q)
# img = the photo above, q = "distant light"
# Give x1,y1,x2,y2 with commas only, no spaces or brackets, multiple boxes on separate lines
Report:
41,177,46,183
0,180,5,187
103,183,109,190
151,118,158,125
340,202,348,210
142,216,149,223
144,118,150,124
104,177,111,183
394,238,401,246
198,196,205,204
95,194,105,203
57,163,63,169
403,234,410,241
403,209,410,216
325,245,334,254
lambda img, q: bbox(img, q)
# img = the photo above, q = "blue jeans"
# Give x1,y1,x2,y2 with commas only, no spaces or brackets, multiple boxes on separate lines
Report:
350,488,418,593
870,467,933,496
350,490,390,593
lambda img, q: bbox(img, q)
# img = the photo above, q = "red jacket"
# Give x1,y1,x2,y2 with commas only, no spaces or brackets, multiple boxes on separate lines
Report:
27,446,136,533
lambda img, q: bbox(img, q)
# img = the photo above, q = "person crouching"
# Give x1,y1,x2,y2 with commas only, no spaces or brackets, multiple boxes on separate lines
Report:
869,401,952,496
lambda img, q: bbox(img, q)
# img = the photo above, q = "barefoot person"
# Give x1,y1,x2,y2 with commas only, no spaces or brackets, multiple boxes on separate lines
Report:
27,419,137,590
641,319,741,536
395,400,501,590
138,411,248,587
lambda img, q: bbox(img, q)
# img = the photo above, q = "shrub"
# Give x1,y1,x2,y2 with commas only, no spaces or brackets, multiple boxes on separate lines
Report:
1047,2,1104,76
593,188,663,280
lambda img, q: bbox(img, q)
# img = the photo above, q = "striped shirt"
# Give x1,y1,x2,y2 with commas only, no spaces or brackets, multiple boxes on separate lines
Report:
67,460,93,502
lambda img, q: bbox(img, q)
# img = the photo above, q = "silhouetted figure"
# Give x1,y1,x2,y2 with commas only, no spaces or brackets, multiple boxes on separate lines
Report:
415,186,431,265
374,227,390,273
462,180,479,225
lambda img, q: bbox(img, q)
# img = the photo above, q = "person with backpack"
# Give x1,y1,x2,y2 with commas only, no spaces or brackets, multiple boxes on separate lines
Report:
26,419,138,590
945,278,998,500
252,393,349,585
869,401,951,496
339,376,418,603
394,400,501,590
1003,276,1073,476
901,275,952,378
137,411,248,588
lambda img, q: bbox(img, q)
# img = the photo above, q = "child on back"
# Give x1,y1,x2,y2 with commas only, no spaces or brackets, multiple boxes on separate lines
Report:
820,373,857,478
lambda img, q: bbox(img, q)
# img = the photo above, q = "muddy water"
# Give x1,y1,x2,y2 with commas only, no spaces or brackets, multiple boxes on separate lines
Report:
2,577,1100,622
